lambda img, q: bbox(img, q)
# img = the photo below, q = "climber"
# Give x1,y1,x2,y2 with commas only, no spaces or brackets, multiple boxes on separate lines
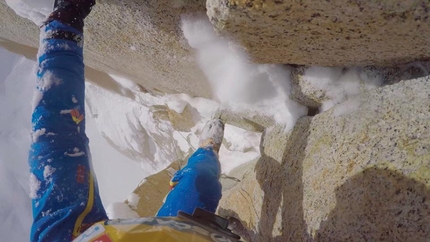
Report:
29,0,228,241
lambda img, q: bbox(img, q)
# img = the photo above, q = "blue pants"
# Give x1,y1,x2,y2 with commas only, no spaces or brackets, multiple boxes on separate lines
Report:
157,147,222,216
30,21,222,242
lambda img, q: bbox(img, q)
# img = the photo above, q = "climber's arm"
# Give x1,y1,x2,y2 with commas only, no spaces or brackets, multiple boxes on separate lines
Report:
29,1,107,241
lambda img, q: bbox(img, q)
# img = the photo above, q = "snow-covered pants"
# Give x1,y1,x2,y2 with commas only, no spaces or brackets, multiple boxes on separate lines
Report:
29,21,107,241
29,21,222,242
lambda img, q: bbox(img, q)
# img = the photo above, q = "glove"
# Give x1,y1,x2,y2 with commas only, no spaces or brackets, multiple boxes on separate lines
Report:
45,0,96,32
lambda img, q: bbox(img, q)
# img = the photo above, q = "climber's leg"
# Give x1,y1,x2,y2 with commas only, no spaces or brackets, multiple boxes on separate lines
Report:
29,1,107,241
157,119,224,216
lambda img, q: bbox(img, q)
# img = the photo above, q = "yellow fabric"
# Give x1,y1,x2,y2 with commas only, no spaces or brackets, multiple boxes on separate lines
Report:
73,173,95,237
73,217,234,242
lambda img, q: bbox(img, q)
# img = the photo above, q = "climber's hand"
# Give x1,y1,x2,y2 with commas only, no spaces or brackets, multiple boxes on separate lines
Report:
45,0,96,32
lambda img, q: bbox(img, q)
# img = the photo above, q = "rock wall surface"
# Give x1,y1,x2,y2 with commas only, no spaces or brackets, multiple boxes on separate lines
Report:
207,0,430,66
0,0,212,98
218,76,430,241
127,161,180,217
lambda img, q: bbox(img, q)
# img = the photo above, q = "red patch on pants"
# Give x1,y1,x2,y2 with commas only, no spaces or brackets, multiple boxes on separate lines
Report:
77,165,85,183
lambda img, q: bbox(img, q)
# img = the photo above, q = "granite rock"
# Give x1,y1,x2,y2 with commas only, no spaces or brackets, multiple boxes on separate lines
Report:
218,76,430,241
215,108,276,132
127,161,181,217
207,0,430,66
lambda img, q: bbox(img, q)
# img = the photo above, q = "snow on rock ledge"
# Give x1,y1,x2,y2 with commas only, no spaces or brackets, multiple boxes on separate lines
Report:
218,76,430,241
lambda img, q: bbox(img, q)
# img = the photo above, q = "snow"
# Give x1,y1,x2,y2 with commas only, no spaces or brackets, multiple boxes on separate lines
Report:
43,165,55,179
5,0,52,25
302,66,382,115
32,128,46,142
37,71,62,91
181,15,307,131
60,109,72,114
105,202,139,220
127,193,140,210
29,173,41,199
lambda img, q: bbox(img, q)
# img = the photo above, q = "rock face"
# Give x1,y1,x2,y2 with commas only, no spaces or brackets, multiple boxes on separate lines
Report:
207,0,430,66
128,161,180,217
218,76,430,241
0,0,212,98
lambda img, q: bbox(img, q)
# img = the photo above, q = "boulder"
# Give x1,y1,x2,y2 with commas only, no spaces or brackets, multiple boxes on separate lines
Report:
0,0,212,98
218,76,430,241
207,0,430,66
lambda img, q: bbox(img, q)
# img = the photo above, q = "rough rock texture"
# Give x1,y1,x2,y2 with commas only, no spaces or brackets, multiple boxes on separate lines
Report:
167,105,199,132
128,161,180,217
218,76,430,241
0,0,212,98
216,108,276,132
151,104,199,132
220,158,258,192
290,66,332,108
207,0,430,66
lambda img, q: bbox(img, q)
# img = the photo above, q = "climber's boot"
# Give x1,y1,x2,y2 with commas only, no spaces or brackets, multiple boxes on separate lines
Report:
199,118,225,153
45,0,96,32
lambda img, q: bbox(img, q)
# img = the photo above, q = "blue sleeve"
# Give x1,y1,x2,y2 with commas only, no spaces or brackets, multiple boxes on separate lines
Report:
29,21,107,242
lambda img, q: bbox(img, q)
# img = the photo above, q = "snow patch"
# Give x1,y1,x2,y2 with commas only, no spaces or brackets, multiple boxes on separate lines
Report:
302,67,383,115
65,148,85,157
32,128,46,142
43,165,55,179
166,99,188,114
106,202,139,219
29,173,41,199
60,109,72,114
5,0,52,26
127,193,140,210
37,71,62,91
